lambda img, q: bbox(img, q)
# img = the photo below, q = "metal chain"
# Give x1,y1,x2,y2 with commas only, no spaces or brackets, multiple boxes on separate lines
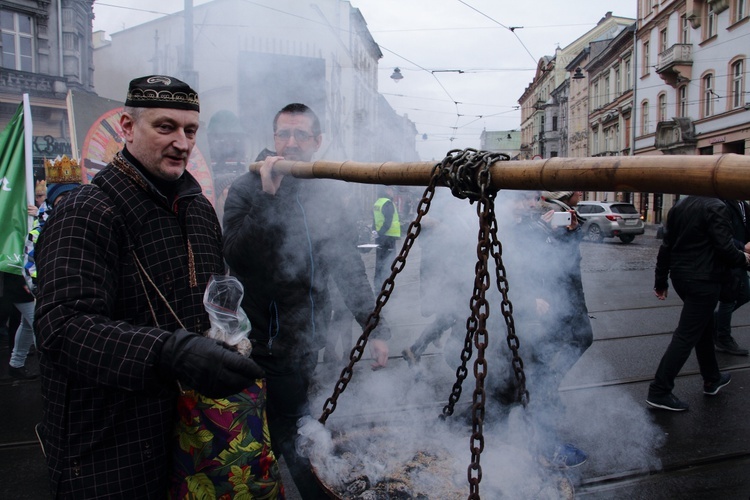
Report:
319,166,441,425
432,149,527,500
467,192,491,499
319,148,528,500
488,200,529,407
440,149,512,420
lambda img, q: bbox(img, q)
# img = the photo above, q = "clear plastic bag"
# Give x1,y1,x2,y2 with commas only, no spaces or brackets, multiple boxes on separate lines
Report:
203,275,252,355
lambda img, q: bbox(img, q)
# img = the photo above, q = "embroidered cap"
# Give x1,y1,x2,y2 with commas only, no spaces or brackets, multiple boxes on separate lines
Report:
125,75,200,112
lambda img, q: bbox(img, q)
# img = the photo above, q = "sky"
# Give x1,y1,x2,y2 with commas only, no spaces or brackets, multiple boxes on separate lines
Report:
92,0,638,161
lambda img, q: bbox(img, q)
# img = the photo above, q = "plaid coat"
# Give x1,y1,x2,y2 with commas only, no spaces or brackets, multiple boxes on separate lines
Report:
34,152,224,498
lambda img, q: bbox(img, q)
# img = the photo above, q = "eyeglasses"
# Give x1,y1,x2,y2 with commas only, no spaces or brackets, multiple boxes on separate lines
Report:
274,129,314,142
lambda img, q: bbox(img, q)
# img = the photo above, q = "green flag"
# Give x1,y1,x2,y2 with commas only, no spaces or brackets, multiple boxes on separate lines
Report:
0,101,30,275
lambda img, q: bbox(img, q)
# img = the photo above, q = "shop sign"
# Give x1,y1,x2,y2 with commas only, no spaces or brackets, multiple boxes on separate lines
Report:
32,135,72,157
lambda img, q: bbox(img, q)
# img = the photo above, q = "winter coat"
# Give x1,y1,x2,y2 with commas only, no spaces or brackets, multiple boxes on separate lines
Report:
655,196,747,290
222,172,386,359
34,152,224,499
723,199,750,248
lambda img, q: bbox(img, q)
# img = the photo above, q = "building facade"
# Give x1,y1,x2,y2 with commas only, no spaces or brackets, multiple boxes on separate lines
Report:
566,48,592,159
1,0,95,177
93,0,418,165
517,1,748,224
634,0,749,221
584,25,638,206
479,129,521,159
518,12,634,160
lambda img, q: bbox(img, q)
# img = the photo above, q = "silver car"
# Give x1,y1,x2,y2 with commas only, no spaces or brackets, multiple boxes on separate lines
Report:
575,201,645,244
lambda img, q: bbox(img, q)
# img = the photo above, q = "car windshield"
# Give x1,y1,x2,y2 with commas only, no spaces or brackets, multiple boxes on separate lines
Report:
610,204,639,214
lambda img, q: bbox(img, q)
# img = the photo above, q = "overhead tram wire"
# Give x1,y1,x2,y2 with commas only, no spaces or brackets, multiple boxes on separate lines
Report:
96,0,518,144
456,0,538,65
94,3,171,15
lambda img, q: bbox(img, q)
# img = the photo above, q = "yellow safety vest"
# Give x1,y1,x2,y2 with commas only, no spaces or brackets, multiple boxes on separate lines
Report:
373,198,401,237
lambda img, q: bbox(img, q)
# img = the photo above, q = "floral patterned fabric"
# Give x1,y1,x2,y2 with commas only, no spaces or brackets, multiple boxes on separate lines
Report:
170,380,285,499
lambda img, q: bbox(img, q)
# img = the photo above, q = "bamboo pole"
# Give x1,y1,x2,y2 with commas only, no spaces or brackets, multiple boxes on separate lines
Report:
249,153,750,199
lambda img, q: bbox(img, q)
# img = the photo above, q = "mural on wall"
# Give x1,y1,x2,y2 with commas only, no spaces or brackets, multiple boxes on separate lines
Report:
68,90,215,205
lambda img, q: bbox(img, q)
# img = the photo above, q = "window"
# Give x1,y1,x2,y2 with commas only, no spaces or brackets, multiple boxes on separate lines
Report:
706,3,717,39
593,81,600,109
552,116,558,131
604,75,610,104
658,93,667,122
703,73,715,117
615,67,621,96
604,126,611,152
592,128,600,154
679,85,688,117
614,123,620,152
736,0,747,22
642,101,650,135
680,14,690,44
660,28,668,52
731,60,745,108
1,11,33,72
625,59,632,89
642,41,650,75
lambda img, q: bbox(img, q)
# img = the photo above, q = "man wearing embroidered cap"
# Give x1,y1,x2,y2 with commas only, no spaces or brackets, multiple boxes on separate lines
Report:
34,75,264,498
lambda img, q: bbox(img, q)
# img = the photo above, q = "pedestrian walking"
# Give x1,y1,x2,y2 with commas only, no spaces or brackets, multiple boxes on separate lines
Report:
713,199,750,356
647,196,749,411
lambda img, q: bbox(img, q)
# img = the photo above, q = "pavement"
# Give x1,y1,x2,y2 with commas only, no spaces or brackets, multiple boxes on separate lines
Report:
2,223,749,498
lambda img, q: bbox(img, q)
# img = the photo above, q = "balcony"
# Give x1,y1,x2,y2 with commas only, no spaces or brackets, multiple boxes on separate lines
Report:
592,151,621,157
655,118,697,155
656,44,693,88
0,69,68,98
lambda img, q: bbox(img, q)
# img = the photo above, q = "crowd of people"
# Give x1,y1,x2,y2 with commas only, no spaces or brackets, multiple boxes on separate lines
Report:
2,73,748,498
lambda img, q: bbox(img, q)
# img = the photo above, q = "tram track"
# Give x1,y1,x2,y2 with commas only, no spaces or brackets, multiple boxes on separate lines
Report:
577,452,750,498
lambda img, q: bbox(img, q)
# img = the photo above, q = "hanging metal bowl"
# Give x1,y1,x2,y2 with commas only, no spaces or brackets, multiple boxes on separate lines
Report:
308,414,576,500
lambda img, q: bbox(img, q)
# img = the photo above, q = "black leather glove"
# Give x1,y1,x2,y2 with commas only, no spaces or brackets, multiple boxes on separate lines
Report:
159,329,265,398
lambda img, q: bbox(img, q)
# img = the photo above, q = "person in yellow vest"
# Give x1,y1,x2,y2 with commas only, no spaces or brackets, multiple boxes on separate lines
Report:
372,185,401,286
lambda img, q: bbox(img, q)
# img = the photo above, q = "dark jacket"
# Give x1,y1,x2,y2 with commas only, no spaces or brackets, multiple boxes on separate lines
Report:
0,270,34,303
655,196,747,290
723,199,750,249
34,152,224,498
223,172,385,359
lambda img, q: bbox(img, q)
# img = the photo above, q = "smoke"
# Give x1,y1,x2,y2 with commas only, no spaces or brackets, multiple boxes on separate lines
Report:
300,187,662,498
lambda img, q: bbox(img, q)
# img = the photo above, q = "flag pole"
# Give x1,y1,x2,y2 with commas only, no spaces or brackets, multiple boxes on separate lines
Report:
22,93,34,231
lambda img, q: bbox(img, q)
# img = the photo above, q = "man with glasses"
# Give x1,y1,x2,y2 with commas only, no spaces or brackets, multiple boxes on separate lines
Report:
223,103,390,498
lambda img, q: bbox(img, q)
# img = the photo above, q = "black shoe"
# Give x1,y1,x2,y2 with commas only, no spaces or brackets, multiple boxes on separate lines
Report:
8,365,39,380
704,372,731,396
646,392,689,411
714,338,749,356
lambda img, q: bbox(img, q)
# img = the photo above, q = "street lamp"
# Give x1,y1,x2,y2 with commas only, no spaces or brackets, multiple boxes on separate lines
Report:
390,67,403,83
